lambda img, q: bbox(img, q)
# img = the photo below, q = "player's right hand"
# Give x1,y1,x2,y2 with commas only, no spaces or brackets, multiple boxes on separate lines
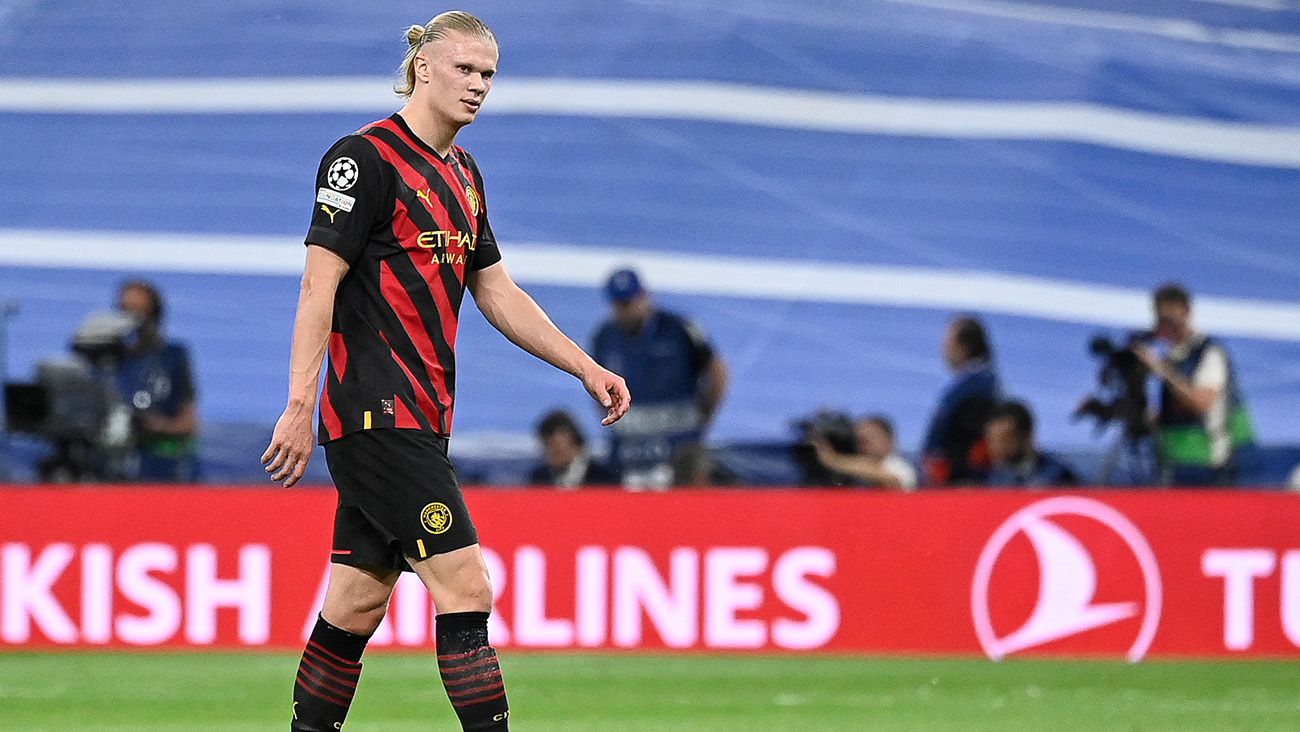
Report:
261,401,316,487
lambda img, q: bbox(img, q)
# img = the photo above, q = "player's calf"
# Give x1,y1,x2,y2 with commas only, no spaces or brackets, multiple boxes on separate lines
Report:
436,611,510,730
291,615,371,731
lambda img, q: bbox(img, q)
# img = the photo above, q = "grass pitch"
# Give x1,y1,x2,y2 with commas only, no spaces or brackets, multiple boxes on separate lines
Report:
1,652,1296,731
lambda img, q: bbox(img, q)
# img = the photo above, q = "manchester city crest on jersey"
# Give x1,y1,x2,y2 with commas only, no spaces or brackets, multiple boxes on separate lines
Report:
465,185,480,217
327,157,359,191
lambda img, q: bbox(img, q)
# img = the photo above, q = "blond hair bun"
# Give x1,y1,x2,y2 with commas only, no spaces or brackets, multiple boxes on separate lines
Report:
405,24,426,48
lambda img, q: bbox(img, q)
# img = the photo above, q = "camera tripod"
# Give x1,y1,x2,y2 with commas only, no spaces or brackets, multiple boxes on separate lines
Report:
1097,427,1159,486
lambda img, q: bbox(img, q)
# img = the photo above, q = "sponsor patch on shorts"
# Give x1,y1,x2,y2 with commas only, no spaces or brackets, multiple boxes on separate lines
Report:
317,188,356,212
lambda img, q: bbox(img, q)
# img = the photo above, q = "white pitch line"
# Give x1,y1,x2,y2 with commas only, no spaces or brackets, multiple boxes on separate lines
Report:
0,78,1298,169
0,228,1296,342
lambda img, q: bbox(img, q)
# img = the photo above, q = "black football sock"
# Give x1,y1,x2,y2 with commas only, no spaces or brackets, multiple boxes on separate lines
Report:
291,615,369,731
436,611,510,730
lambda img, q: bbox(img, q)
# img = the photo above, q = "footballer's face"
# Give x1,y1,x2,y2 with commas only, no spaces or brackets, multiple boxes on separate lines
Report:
415,32,498,129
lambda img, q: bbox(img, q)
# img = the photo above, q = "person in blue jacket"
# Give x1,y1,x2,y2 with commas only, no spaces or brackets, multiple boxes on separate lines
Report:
591,269,728,489
920,314,1001,486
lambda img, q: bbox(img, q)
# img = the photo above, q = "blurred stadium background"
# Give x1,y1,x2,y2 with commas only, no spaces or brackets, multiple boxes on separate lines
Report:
1,0,1298,482
2,1,1300,730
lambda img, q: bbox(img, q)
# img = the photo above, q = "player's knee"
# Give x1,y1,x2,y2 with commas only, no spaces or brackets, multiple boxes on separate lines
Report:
325,594,391,635
468,580,494,612
445,568,494,613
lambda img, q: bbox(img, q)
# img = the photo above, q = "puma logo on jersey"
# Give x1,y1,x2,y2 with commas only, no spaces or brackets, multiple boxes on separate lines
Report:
320,204,340,223
416,188,432,206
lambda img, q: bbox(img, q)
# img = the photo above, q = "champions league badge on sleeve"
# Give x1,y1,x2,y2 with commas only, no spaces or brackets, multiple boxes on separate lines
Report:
327,157,359,191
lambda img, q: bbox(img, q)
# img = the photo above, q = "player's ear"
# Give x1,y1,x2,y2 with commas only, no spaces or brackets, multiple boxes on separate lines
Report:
413,53,431,85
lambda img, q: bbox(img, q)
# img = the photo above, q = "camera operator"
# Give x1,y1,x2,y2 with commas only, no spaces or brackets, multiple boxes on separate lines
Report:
1131,283,1254,486
115,281,199,481
808,415,917,490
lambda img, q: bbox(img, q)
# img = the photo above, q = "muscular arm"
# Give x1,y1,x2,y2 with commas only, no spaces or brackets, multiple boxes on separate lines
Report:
261,246,350,486
468,262,630,425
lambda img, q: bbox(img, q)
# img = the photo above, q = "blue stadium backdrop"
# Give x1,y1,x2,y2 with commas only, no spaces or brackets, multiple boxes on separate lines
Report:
0,0,1297,482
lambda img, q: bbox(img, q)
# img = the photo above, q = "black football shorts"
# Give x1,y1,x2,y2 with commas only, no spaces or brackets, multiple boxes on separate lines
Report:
323,428,478,572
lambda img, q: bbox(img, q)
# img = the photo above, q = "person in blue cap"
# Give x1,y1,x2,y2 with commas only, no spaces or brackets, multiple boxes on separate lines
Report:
592,268,728,489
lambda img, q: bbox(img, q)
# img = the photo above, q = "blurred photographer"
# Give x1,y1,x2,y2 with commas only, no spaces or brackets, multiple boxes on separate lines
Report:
527,409,619,488
807,414,917,490
985,400,1078,487
920,315,1001,485
1131,283,1253,486
115,281,199,481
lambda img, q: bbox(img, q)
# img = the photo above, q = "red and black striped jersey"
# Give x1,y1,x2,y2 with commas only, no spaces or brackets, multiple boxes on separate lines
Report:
305,113,502,443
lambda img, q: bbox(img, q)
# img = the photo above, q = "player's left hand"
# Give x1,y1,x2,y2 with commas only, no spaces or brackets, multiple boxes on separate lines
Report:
581,365,631,426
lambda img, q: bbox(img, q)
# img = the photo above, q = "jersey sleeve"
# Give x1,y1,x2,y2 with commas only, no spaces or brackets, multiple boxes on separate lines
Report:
305,135,389,267
463,152,503,272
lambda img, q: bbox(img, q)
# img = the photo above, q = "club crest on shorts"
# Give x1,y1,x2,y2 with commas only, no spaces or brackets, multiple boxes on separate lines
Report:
421,502,453,534
327,157,359,191
465,185,480,216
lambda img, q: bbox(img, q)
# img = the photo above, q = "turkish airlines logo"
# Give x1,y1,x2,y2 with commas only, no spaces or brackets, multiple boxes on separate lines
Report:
971,497,1162,661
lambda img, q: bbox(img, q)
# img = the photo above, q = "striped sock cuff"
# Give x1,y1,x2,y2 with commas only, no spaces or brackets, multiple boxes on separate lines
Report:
291,616,369,730
438,645,505,702
435,612,509,729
